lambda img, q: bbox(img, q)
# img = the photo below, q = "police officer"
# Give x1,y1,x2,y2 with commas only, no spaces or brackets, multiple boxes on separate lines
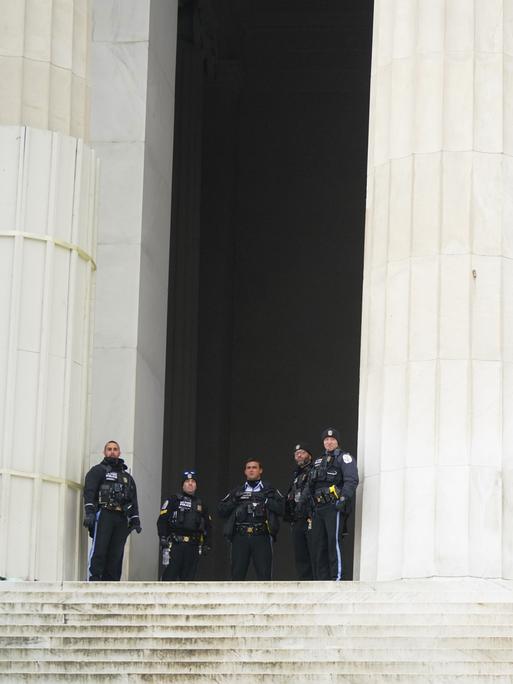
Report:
157,470,212,581
219,459,284,580
284,442,315,580
304,428,358,581
83,440,141,581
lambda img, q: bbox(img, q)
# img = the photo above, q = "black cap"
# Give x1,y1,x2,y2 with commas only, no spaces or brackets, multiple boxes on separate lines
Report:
293,442,313,456
181,470,198,485
321,427,340,442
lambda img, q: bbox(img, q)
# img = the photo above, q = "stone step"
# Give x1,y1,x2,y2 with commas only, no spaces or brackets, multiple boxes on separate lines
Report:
2,631,513,648
3,602,513,616
3,647,513,662
2,579,512,599
2,579,513,682
0,606,513,628
3,659,513,675
5,601,513,624
2,634,513,649
2,588,512,602
2,677,513,684
1,676,513,684
3,614,513,628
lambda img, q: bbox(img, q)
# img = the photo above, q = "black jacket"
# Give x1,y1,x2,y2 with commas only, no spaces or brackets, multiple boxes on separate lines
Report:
157,493,212,545
218,480,284,540
304,448,359,510
83,457,140,524
284,462,313,522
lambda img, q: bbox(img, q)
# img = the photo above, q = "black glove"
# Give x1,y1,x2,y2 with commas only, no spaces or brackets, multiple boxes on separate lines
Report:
159,536,168,548
335,497,347,512
83,512,95,529
128,516,142,534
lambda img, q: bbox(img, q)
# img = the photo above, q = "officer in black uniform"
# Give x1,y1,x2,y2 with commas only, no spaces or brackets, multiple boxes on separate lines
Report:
83,440,141,581
284,442,315,580
157,470,212,581
219,459,284,580
303,428,358,581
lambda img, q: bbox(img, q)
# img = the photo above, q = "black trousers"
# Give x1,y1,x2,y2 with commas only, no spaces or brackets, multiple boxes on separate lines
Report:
231,532,273,580
310,504,344,581
291,518,315,580
88,509,129,581
162,542,200,581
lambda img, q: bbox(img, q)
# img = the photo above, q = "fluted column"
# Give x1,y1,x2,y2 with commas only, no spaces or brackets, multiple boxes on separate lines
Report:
0,0,89,137
357,1,513,580
0,127,96,580
0,1,95,580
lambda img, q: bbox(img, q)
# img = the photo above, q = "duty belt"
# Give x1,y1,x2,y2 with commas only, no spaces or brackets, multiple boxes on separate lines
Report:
100,504,123,512
171,533,200,543
235,523,268,536
313,486,340,506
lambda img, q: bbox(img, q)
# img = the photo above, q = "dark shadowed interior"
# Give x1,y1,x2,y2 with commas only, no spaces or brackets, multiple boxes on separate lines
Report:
163,0,373,580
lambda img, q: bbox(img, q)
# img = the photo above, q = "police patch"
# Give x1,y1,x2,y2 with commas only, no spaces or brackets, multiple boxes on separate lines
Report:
342,453,352,464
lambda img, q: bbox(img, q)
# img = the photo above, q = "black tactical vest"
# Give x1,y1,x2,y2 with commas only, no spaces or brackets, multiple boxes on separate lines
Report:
170,495,204,532
310,455,343,492
98,466,130,509
234,487,268,525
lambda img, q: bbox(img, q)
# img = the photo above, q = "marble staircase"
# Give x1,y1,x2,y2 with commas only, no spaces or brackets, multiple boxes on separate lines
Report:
1,579,513,682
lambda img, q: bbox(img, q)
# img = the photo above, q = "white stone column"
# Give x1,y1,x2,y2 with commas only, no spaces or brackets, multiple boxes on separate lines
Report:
357,0,513,580
0,1,96,581
0,127,97,580
89,0,177,579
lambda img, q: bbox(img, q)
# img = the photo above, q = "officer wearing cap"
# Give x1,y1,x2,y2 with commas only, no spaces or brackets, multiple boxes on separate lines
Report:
303,428,359,581
157,470,212,581
218,459,284,580
284,442,315,580
83,440,141,581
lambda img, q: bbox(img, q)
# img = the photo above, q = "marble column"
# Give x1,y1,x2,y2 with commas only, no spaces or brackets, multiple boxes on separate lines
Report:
356,0,513,580
0,1,96,580
89,0,177,579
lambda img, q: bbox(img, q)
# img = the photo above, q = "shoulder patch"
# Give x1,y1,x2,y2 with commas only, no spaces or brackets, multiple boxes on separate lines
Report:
342,453,352,464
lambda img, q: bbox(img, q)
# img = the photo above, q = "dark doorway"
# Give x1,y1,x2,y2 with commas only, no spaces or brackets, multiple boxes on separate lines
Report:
163,0,373,580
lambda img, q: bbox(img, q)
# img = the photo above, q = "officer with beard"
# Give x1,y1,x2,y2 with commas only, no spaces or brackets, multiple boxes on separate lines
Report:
304,428,358,581
219,459,284,580
157,470,212,581
83,440,141,581
284,442,315,580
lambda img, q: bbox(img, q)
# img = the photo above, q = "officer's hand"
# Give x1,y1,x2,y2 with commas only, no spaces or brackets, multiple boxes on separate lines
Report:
159,536,168,548
129,516,142,534
83,512,95,529
335,497,347,512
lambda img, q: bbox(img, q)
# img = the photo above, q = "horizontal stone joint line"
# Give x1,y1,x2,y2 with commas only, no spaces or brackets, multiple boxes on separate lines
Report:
0,232,96,270
0,468,82,491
